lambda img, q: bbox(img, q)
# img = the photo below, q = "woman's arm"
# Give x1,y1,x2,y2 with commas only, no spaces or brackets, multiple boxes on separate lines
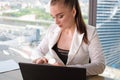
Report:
67,28,105,76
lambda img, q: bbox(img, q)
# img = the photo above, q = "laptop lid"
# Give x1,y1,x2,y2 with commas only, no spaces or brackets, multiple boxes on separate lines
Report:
19,62,86,80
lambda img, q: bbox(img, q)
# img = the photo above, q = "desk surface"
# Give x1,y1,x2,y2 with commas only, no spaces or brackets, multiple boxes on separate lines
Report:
0,52,116,80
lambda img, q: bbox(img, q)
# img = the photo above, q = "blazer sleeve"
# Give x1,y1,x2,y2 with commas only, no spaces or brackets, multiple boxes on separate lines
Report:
67,26,105,76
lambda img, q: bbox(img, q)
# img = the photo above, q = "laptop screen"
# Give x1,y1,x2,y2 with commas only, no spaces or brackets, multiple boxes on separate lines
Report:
19,62,86,80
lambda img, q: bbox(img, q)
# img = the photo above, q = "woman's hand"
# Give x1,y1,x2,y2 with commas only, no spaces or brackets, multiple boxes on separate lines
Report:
32,57,48,64
33,58,64,66
51,62,64,66
47,59,63,66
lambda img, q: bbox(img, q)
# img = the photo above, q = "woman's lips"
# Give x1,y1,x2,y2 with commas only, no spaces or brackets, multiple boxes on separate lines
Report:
59,25,62,27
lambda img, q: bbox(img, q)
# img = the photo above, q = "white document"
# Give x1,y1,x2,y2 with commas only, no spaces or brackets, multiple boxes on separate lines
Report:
0,59,19,73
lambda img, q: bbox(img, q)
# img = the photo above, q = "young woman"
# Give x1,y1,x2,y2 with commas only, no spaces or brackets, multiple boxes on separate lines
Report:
31,0,105,76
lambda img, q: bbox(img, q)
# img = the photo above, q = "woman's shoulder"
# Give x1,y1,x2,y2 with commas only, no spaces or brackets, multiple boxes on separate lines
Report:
86,25,96,32
86,25,98,40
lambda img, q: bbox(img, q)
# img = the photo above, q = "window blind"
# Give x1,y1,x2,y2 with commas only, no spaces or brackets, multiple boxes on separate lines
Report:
96,0,120,68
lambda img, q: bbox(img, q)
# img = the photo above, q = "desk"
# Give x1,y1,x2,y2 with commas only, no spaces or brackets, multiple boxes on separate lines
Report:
0,50,30,80
0,52,115,80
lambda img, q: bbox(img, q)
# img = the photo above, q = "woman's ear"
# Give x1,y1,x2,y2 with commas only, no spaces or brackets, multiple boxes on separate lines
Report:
72,7,76,17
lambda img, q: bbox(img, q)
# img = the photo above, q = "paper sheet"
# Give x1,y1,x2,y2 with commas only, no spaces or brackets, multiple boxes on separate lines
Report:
0,59,19,73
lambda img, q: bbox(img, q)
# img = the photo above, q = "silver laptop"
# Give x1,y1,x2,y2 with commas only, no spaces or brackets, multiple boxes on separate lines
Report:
19,62,86,80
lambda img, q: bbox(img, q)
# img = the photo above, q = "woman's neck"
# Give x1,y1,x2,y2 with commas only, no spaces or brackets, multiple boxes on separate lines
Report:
62,24,76,35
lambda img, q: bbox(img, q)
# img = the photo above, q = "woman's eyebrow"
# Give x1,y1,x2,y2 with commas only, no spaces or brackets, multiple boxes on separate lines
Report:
50,12,64,18
56,12,64,17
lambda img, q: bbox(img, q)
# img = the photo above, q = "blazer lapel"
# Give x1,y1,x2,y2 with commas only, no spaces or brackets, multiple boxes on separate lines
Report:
49,26,65,64
49,26,61,48
67,28,84,64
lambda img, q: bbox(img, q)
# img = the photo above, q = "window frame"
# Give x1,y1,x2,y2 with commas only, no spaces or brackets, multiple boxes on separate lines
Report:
88,0,97,26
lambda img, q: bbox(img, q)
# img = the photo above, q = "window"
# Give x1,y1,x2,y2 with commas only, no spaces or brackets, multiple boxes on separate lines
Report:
96,0,120,69
92,0,120,79
0,0,89,59
79,0,89,23
0,0,52,59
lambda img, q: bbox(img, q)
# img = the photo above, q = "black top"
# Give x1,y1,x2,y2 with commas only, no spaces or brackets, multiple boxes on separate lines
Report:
53,43,69,64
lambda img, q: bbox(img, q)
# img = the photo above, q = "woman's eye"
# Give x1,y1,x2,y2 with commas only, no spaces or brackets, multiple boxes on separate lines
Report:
52,17,55,19
58,15,64,18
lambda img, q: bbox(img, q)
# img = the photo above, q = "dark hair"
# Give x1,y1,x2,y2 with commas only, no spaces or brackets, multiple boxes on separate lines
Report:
50,0,88,44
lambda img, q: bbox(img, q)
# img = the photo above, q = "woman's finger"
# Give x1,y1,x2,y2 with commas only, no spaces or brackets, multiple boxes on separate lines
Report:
42,58,48,64
32,57,48,64
36,59,44,64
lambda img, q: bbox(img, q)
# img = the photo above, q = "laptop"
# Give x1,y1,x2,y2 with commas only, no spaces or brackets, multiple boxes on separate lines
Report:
19,62,86,80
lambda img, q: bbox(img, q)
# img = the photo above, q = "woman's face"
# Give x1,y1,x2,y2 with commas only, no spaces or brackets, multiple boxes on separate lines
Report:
50,3,76,30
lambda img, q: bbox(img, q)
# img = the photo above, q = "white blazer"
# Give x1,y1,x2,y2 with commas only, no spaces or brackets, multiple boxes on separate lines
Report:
31,24,105,76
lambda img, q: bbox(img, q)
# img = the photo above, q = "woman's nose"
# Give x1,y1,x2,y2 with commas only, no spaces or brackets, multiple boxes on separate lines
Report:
55,18,60,25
